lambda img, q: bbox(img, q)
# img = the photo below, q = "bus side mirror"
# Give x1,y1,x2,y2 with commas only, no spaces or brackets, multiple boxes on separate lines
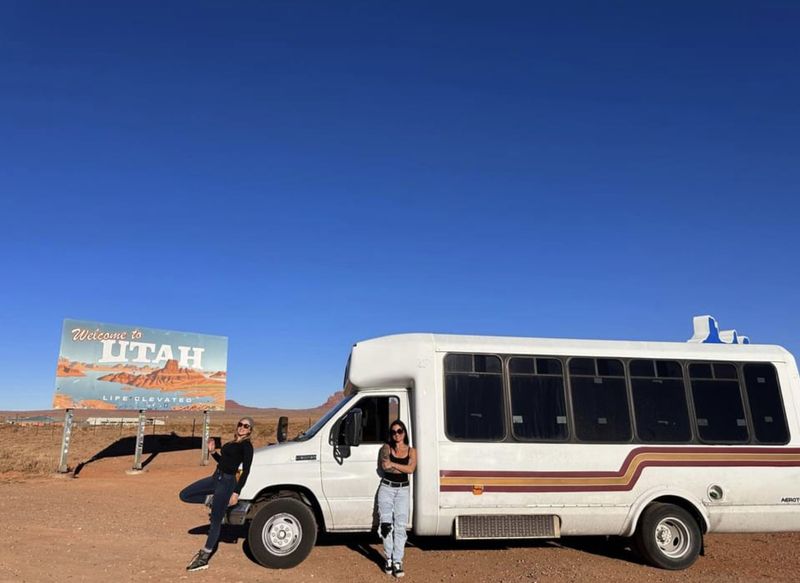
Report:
343,408,363,447
277,416,288,443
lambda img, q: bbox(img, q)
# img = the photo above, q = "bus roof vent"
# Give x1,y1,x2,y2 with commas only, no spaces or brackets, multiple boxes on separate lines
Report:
687,315,750,345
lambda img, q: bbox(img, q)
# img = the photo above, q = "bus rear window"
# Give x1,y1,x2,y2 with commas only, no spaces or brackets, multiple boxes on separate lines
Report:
743,364,789,444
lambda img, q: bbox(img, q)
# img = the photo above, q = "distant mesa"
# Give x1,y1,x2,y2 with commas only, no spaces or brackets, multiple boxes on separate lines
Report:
225,399,245,410
98,359,225,390
321,390,345,410
56,357,85,377
219,391,344,415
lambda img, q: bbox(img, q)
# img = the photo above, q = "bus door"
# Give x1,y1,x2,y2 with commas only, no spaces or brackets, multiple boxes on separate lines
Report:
320,392,408,530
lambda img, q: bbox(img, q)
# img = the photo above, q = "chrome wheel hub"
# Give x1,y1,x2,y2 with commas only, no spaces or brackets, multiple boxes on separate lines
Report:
263,513,302,556
654,517,691,559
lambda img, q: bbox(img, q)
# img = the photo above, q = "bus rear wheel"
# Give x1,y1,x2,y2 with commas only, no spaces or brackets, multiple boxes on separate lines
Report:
248,497,317,569
634,502,701,570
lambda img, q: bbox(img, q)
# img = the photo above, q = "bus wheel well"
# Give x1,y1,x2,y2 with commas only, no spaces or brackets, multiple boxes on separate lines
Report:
249,486,326,532
649,495,707,534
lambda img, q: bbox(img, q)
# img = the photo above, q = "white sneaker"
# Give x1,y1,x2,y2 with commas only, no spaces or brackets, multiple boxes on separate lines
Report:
393,562,404,578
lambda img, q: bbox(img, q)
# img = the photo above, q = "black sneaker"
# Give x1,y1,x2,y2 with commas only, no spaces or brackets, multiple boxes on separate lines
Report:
186,550,211,571
393,562,404,578
384,559,393,574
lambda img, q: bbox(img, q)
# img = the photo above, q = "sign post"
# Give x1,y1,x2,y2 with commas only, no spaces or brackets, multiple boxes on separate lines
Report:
57,408,74,473
201,410,211,466
132,410,146,471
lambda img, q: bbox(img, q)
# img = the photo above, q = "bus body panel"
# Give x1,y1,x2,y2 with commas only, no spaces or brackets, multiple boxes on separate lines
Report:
242,332,800,544
346,333,800,538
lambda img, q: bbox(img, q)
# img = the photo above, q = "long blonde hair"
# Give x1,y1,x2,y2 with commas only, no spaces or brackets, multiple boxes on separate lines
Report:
235,417,255,442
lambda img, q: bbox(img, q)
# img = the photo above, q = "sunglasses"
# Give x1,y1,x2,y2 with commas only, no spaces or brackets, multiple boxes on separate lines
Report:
237,422,251,429
390,428,405,435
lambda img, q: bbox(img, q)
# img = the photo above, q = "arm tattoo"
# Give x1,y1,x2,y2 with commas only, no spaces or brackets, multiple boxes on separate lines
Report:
381,445,400,473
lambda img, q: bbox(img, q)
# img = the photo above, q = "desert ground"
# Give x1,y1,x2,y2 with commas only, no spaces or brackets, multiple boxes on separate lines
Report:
1,416,799,582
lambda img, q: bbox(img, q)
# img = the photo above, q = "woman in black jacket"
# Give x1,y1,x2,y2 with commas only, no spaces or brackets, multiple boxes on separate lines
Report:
180,417,255,571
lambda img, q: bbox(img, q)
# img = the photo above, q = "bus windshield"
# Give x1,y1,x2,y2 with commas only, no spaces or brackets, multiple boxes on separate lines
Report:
294,393,354,442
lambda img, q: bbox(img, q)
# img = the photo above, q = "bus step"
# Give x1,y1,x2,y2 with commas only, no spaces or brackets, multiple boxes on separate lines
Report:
455,514,560,540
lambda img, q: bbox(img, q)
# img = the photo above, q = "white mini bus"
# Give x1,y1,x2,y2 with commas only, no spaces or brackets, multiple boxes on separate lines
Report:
235,319,800,570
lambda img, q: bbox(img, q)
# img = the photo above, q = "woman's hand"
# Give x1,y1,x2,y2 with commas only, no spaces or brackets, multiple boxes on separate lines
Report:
229,493,239,506
207,438,216,453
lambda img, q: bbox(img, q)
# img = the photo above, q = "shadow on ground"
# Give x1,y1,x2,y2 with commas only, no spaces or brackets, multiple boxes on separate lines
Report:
411,534,644,566
73,433,201,476
186,527,644,569
553,536,645,566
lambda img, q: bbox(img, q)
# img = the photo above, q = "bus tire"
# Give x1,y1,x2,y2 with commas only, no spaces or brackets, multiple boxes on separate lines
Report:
247,497,317,569
634,502,702,570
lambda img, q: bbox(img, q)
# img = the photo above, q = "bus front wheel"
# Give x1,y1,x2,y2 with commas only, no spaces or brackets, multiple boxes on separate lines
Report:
248,497,317,569
633,502,702,570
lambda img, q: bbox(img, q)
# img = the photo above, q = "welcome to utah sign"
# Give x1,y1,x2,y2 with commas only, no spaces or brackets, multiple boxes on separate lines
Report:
53,319,228,411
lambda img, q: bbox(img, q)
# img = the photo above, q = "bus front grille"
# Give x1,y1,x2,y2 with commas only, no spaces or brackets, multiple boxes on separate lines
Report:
455,514,560,540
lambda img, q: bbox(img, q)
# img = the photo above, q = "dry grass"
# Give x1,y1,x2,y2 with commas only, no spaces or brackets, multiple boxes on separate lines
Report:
0,415,316,477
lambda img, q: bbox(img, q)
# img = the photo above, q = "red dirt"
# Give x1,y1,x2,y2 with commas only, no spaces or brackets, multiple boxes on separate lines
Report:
1,447,799,583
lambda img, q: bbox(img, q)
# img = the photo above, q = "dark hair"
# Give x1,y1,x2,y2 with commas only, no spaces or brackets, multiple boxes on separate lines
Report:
386,419,409,448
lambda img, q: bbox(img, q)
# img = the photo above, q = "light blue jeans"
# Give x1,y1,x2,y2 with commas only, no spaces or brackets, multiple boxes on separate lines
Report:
377,482,410,563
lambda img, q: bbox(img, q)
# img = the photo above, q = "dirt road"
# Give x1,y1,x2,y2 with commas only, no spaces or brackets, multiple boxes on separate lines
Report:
1,448,798,583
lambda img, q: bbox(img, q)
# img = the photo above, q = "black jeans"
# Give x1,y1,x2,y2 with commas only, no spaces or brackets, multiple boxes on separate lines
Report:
179,470,237,551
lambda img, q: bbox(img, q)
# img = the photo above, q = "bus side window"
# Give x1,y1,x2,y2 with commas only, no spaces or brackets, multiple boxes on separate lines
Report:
569,357,631,442
444,353,504,441
509,357,568,441
630,359,691,443
743,364,789,444
689,362,748,443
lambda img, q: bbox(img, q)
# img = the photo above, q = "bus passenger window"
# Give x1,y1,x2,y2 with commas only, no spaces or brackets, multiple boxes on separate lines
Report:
444,353,504,441
630,359,691,443
509,357,568,441
689,362,748,443
569,357,631,442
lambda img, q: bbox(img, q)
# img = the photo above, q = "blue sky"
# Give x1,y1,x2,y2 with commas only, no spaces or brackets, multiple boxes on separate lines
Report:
1,1,799,410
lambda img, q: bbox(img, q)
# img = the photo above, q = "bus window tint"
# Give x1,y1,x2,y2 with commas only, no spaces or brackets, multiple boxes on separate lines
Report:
690,363,748,443
744,364,789,444
510,357,568,441
630,359,691,443
569,358,631,442
445,354,504,441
